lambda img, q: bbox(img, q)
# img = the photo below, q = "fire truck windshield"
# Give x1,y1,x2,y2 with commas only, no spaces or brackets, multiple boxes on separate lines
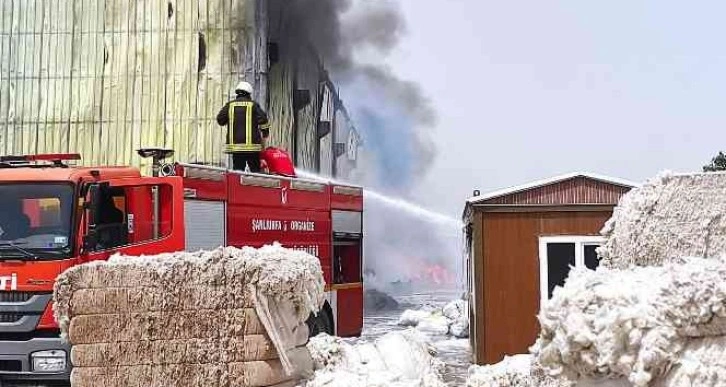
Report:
0,183,74,260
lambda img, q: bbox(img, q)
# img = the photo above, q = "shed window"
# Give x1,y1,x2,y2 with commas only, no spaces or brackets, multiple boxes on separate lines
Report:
538,236,604,306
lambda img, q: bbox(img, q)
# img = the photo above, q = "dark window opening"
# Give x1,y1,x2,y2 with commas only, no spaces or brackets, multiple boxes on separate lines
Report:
95,187,128,250
546,243,575,299
90,184,174,252
584,244,600,270
333,240,362,284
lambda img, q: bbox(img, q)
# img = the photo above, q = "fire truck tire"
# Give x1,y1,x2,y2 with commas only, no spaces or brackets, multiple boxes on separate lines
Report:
306,301,335,337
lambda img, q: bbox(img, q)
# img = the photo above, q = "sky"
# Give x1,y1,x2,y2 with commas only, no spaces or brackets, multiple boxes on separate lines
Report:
381,0,726,217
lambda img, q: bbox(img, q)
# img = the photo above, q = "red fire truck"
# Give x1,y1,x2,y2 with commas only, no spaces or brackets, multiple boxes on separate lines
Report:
0,150,364,383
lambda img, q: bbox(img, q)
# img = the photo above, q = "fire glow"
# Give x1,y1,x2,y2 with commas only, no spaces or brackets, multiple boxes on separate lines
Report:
405,258,456,286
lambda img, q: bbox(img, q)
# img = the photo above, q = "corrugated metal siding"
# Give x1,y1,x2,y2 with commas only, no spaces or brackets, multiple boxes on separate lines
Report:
483,177,631,206
0,0,264,172
265,0,324,171
266,0,294,154
294,48,321,171
475,210,614,364
266,59,295,153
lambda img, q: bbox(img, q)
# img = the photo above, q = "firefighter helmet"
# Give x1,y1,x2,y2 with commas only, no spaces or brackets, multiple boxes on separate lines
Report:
235,81,253,95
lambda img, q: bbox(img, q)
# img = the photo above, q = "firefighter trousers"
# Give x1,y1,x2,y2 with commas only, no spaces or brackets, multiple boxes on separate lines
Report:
231,152,261,172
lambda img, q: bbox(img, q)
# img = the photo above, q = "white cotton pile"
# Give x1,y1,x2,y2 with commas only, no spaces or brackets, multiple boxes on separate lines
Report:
531,258,726,387
654,336,726,387
304,331,446,387
466,355,573,387
397,299,469,338
466,355,535,387
398,309,435,327
443,299,469,338
599,171,726,269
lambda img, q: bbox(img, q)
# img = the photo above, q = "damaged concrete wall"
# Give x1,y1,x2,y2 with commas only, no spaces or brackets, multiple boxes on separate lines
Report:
0,0,265,171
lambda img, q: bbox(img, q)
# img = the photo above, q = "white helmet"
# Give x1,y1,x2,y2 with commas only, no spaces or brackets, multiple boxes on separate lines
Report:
235,81,253,95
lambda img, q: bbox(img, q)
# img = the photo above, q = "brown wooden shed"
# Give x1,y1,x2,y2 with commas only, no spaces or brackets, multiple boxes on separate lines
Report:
462,172,637,365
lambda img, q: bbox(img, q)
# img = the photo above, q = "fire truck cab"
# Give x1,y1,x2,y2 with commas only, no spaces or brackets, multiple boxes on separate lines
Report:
0,151,364,383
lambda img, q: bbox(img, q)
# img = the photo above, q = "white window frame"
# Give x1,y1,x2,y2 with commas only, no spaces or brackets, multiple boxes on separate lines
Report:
538,236,605,307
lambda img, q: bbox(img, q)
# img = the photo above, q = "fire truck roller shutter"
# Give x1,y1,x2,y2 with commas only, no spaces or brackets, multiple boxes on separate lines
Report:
184,200,226,251
331,210,362,235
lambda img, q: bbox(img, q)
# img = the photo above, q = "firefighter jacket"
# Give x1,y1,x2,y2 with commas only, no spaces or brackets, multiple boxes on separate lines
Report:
216,94,271,153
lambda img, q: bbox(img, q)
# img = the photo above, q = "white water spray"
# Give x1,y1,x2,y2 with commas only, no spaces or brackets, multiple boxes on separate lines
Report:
297,170,462,229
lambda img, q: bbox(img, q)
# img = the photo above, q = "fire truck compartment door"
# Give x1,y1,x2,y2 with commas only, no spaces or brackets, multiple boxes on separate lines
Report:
332,210,362,235
184,200,226,251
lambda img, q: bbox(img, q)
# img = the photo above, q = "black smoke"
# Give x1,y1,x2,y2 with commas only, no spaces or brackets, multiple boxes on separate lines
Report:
285,0,404,71
282,0,438,180
279,0,459,290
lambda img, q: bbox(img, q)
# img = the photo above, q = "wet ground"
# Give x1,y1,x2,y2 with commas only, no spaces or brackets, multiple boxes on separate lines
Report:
352,288,471,386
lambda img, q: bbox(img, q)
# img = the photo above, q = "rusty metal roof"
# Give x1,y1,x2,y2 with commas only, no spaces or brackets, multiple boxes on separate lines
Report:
467,172,639,206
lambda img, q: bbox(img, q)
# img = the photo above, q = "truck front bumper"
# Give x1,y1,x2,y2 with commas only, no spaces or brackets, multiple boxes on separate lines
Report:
0,337,70,382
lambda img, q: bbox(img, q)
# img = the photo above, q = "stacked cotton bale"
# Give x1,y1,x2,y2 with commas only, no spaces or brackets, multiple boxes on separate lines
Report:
53,244,324,387
599,171,726,269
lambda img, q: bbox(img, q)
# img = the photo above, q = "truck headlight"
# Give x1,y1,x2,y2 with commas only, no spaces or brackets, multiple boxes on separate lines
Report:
31,350,67,373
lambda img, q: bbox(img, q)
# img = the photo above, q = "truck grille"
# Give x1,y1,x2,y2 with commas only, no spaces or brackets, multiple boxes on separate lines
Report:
0,291,38,303
0,312,24,323
0,360,22,372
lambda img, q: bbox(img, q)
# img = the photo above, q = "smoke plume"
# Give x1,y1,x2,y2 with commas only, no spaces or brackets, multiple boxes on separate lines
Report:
286,0,438,181
285,0,459,291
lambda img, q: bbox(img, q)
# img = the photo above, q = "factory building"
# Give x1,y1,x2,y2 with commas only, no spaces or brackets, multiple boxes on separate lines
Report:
0,0,360,178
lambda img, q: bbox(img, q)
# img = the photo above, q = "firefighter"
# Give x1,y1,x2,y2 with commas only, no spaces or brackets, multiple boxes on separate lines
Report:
216,81,271,172
0,198,30,240
260,147,296,177
96,190,128,249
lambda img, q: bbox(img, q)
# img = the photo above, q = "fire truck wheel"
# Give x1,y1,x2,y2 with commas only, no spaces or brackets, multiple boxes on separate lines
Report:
306,302,334,337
